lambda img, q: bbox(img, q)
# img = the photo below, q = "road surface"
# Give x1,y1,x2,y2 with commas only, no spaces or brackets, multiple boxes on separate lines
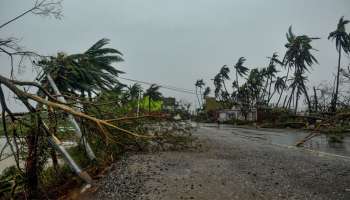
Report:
92,124,350,200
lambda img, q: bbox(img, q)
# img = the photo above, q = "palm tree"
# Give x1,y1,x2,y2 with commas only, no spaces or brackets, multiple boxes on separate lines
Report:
195,79,205,108
283,26,319,112
274,76,287,107
219,65,230,95
246,68,265,105
128,83,142,101
144,84,162,112
38,38,124,97
288,71,309,113
213,73,223,100
233,57,249,88
265,53,281,103
328,16,350,112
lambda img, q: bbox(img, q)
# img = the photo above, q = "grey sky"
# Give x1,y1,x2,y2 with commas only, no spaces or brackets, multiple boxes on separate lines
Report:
1,0,350,110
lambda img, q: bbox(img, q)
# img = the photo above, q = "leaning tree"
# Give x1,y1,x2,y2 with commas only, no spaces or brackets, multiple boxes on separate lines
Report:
283,26,319,113
328,16,350,112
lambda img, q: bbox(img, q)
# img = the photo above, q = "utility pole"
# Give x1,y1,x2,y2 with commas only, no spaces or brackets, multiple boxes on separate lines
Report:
46,74,96,161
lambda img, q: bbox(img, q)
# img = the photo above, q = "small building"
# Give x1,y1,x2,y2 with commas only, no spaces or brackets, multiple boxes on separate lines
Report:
217,105,257,122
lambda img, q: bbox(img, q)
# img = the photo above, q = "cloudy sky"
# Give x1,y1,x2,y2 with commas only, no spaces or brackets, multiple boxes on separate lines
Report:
1,0,350,110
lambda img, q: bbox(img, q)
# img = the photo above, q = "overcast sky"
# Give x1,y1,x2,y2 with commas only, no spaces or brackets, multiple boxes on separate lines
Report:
1,0,350,110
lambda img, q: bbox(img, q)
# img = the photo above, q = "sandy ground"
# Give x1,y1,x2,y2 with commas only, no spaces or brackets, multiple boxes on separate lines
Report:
91,125,350,200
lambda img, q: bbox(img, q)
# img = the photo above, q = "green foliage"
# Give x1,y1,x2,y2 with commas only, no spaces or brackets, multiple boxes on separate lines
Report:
37,38,124,95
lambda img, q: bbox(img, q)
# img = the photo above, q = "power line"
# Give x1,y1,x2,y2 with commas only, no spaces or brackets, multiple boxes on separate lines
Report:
118,76,197,95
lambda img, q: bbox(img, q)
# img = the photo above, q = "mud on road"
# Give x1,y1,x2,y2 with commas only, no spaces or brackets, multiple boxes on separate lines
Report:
91,125,350,200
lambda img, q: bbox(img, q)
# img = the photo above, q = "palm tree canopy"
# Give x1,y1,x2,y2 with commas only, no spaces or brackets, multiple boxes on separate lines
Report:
328,16,350,54
144,84,162,101
234,57,249,77
274,76,286,93
37,38,124,94
213,74,223,98
128,83,142,100
266,53,281,78
246,68,264,97
219,65,230,80
284,26,319,72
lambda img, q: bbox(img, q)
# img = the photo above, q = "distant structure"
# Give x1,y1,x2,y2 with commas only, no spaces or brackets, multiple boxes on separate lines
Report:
162,97,176,111
203,97,257,122
217,105,257,122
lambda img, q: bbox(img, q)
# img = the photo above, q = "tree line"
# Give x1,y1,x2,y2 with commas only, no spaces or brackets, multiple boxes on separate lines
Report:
195,17,350,115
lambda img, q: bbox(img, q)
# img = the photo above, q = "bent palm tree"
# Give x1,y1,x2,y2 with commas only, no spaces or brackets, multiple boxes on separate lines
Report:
219,65,230,95
274,76,287,107
195,79,205,109
213,74,223,100
233,57,249,88
38,38,124,97
284,26,319,112
265,53,281,103
328,16,350,112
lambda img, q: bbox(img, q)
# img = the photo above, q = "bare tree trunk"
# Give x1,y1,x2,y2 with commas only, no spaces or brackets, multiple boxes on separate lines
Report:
332,47,342,112
302,83,312,112
267,77,273,102
25,123,39,199
276,92,283,107
294,90,299,114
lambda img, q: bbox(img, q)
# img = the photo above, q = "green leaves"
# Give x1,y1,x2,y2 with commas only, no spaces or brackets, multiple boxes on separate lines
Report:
37,38,124,95
144,84,162,101
234,57,249,77
328,16,350,54
284,26,319,72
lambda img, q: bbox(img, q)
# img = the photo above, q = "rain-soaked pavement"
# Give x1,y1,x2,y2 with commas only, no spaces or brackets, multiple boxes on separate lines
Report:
211,123,350,158
93,124,350,200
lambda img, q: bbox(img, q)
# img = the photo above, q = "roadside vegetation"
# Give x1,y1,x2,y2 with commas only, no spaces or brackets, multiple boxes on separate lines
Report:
195,18,350,143
0,1,195,199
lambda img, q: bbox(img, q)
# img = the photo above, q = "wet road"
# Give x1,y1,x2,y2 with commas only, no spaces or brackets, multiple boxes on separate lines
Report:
212,124,350,158
94,124,350,200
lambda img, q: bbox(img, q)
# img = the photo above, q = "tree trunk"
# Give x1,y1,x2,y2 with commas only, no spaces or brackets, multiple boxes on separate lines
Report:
25,126,39,199
302,83,312,112
294,90,299,114
282,92,288,108
267,77,274,102
281,67,290,107
261,78,269,102
332,47,342,112
276,91,283,107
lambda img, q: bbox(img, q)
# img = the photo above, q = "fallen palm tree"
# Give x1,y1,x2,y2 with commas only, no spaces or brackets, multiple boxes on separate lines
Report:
0,73,195,199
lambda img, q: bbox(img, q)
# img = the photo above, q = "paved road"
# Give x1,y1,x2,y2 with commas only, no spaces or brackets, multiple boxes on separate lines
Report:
94,125,350,200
